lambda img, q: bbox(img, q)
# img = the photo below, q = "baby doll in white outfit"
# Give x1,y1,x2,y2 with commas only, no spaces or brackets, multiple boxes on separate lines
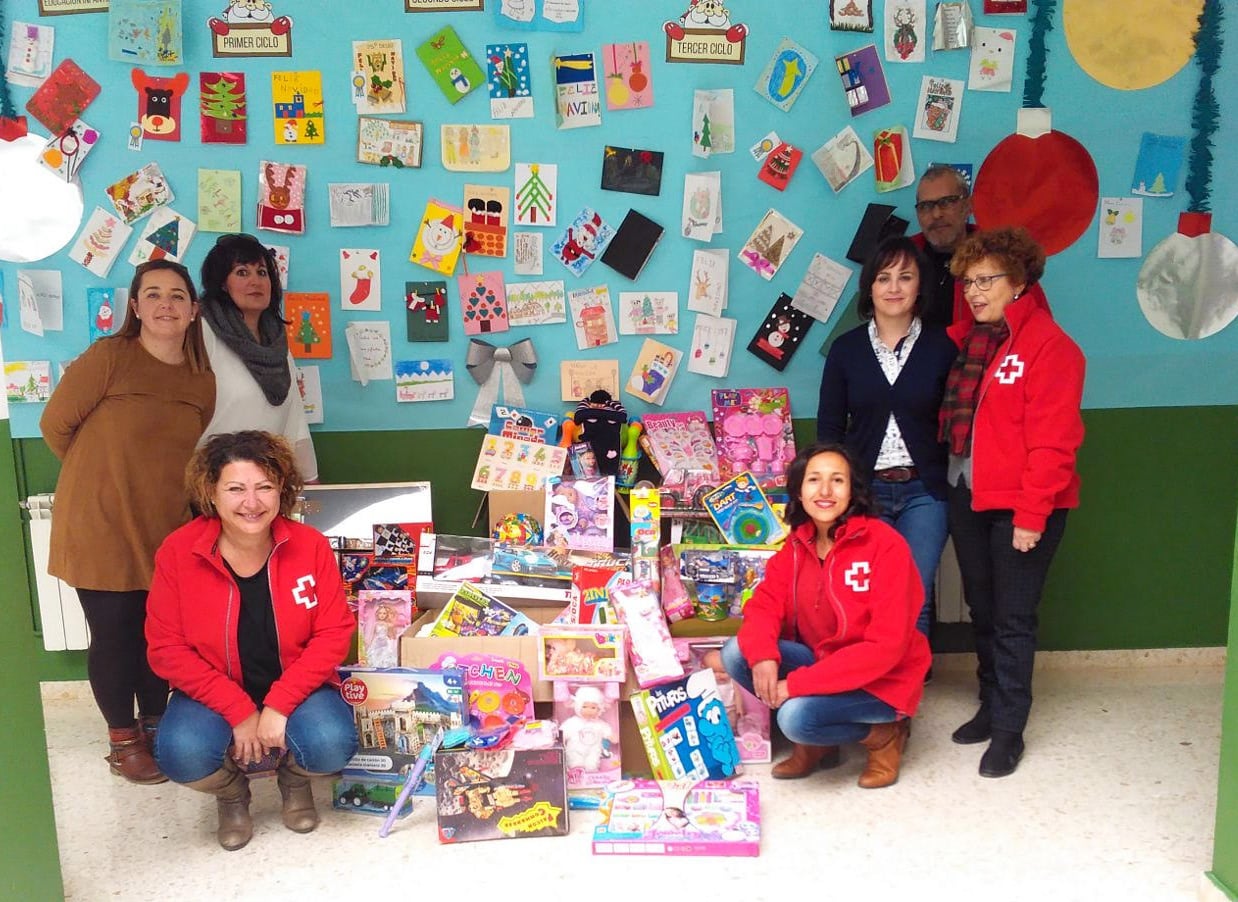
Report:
559,685,614,772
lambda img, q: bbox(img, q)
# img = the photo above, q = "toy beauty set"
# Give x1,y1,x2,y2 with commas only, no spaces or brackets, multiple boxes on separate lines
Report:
593,779,761,857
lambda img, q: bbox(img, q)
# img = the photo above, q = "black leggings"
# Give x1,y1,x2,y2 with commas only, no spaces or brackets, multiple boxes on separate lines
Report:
75,589,169,729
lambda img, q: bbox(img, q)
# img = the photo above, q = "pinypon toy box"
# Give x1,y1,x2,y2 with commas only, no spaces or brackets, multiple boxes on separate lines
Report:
592,778,761,857
434,746,569,843
537,624,628,684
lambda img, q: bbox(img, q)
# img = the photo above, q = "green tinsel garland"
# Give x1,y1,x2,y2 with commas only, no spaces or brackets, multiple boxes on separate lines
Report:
1022,0,1056,109
1186,0,1222,214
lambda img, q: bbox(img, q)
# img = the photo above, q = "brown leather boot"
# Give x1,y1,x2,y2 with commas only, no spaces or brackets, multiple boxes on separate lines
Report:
857,720,910,789
185,757,252,851
771,743,842,779
276,760,321,833
105,724,167,785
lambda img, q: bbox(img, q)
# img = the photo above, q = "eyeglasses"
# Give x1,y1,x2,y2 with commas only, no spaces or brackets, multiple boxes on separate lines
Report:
960,273,1009,292
914,194,964,213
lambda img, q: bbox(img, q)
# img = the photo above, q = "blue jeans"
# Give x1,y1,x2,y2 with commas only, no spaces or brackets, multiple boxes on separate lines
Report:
721,638,897,745
872,478,949,637
155,687,358,784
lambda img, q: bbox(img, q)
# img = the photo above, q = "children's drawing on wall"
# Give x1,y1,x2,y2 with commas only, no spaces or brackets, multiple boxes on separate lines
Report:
627,338,681,406
409,199,465,275
406,280,450,342
507,280,566,326
681,171,722,241
1097,197,1143,259
873,125,916,193
553,52,601,129
440,123,511,172
396,359,454,403
356,117,422,168
600,146,664,197
830,0,873,32
495,0,584,32
128,206,196,265
663,0,748,65
758,142,804,191
196,169,241,233
1131,133,1186,197
339,249,381,310
618,291,678,335
692,88,735,158
739,209,802,281
5,361,52,404
344,321,393,385
913,76,963,143
458,272,510,335
884,0,926,63
104,161,172,224
296,364,323,424
811,124,875,193
87,286,124,341
256,161,305,233
568,285,617,349
747,293,812,372
463,184,510,257
5,22,54,88
417,26,483,103
284,292,332,359
512,232,544,275
754,38,818,112
132,69,189,141
968,26,1016,92
272,69,324,144
688,248,728,315
109,0,182,66
552,207,615,278
602,41,653,110
559,360,619,402
835,44,891,117
39,119,99,181
352,39,406,115
514,162,557,226
686,313,736,378
25,59,101,136
790,252,853,323
266,244,290,288
199,72,246,144
486,42,533,118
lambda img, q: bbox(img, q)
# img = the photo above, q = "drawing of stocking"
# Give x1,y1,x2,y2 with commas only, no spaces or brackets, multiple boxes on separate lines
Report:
348,269,373,305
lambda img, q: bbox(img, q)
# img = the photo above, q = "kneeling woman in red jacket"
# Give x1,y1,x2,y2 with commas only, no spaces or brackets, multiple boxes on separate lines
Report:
146,431,356,851
722,443,930,788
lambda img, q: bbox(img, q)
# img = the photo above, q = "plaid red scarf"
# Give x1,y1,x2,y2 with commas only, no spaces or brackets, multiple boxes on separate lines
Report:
939,321,1010,456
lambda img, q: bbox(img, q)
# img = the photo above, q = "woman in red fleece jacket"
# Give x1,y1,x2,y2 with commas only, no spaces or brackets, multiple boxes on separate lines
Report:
722,443,930,788
941,227,1085,779
146,431,356,851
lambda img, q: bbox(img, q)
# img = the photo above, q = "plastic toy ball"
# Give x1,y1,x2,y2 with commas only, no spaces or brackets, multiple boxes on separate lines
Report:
491,512,543,546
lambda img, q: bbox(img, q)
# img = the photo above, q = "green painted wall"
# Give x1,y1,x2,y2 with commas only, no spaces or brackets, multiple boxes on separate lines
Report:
1210,514,1238,896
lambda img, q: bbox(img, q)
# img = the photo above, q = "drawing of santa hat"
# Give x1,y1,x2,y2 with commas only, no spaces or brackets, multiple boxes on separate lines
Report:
582,212,603,238
440,213,456,229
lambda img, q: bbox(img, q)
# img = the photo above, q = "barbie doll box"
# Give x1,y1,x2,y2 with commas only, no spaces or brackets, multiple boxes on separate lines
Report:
592,778,761,857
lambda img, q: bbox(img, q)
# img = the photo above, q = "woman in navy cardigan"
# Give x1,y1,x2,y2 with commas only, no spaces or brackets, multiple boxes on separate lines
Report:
817,236,958,638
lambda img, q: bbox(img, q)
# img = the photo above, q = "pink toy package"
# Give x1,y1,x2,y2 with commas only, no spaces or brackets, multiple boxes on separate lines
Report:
553,682,621,789
672,638,772,764
537,624,628,683
711,388,797,493
592,778,761,857
357,590,415,669
431,652,535,732
657,545,695,623
608,579,684,688
545,475,616,552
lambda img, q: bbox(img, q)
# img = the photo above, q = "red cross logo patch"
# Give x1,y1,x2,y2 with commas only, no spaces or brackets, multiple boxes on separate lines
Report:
292,575,318,609
995,354,1025,385
844,561,871,592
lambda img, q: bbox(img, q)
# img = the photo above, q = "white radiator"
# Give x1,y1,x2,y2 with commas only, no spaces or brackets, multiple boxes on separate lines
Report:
26,494,89,651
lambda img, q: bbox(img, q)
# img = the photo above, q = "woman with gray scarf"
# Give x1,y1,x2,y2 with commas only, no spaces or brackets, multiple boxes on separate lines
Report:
198,234,318,481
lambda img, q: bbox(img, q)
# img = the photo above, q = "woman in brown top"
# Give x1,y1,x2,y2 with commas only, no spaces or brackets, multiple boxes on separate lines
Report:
41,260,215,784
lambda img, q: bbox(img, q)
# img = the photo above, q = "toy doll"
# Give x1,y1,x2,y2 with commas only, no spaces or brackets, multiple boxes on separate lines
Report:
559,685,614,772
574,390,628,475
699,648,742,732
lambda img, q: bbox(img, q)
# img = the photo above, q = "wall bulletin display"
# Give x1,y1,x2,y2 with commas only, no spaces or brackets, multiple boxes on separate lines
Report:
271,70,324,144
356,117,422,168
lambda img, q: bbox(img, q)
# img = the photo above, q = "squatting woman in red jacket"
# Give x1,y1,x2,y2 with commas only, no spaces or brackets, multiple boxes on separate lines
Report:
146,431,356,851
722,443,930,788
941,227,1085,779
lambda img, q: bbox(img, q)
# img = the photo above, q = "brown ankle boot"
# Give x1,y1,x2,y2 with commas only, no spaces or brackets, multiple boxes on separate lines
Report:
105,725,167,785
771,742,842,779
857,720,910,789
276,760,320,833
185,758,252,851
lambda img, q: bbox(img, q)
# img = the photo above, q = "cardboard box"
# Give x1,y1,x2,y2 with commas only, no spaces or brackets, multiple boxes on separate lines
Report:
434,746,569,843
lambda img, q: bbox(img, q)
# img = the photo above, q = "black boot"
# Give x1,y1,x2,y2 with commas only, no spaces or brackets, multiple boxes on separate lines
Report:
979,729,1024,778
951,704,991,744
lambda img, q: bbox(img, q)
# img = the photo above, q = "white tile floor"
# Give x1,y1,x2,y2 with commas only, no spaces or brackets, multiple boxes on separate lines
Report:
43,653,1225,902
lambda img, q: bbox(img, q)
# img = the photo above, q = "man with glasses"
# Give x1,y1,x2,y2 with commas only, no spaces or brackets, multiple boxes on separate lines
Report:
911,165,975,328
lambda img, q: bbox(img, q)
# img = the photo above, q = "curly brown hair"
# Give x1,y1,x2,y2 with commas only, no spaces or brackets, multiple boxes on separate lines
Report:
949,226,1045,288
186,430,303,518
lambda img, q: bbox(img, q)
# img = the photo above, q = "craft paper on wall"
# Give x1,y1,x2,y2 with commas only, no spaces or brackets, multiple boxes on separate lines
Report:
105,162,173,224
560,359,619,402
688,248,729,315
933,2,974,51
132,69,189,141
1131,133,1186,198
1097,197,1143,259
619,292,678,335
417,26,484,104
257,161,306,234
496,0,585,33
87,286,125,341
885,0,926,62
687,314,736,378
758,142,804,191
18,270,64,333
197,169,241,233
602,41,653,110
507,280,566,326
913,77,963,143
458,272,510,335
272,70,324,144
286,292,332,359
627,339,682,406
108,0,181,66
601,210,664,281
568,286,618,349
792,253,853,323
984,0,1026,11
200,72,246,144
295,364,323,424
681,171,722,242
601,146,664,197
345,321,393,386
471,435,568,493
410,199,465,275
1136,229,1238,341
846,202,909,264
486,42,533,119
514,162,557,226
812,125,875,193
835,45,890,117
441,124,511,172
356,117,422,169
462,185,510,258
353,39,406,114
329,184,390,228
396,359,455,402
552,207,614,278
18,272,44,336
266,244,290,288
26,59,100,135
830,0,873,32
38,119,98,182
406,281,450,342
739,210,803,281
874,126,915,193
968,27,1016,92
339,249,382,310
5,361,52,403
692,89,735,158
513,232,543,275
755,38,818,111
747,293,813,371
6,22,55,87
553,52,601,129
128,207,195,265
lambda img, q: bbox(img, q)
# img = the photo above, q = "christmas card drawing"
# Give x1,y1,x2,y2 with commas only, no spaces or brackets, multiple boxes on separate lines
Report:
758,142,804,192
70,208,132,277
87,286,124,341
353,39,406,115
601,210,664,281
712,387,796,491
197,169,241,233
108,0,182,65
340,249,381,311
417,26,484,104
458,272,510,335
836,44,890,117
486,42,533,119
739,210,802,281
441,124,511,172
127,206,195,265
6,21,54,88
1097,197,1143,259
830,0,874,32
552,208,614,278
297,366,322,424
1131,133,1185,198
267,244,290,288
514,162,557,226
410,199,465,275
629,670,741,781
406,280,450,341
105,161,173,224
513,231,543,274
396,359,455,402
560,360,620,402
39,119,99,181
285,292,332,359
600,146,664,197
132,69,189,142
25,58,100,135
968,27,1016,92
553,52,601,129
681,171,722,242
507,280,567,327
791,253,853,323
754,38,818,112
257,161,306,234
602,41,653,110
691,89,734,158
687,314,736,378
747,293,812,372
884,0,926,63
688,248,729,315
357,117,423,168
345,321,393,385
5,361,52,404
328,183,390,228
913,76,963,143
463,184,510,258
812,124,875,193
702,472,788,546
873,126,915,193
568,285,618,349
272,70,324,144
495,0,584,32
627,339,682,406
619,292,678,335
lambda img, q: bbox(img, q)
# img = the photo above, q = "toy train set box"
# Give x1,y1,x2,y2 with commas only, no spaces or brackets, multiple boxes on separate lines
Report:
434,747,570,843
592,779,761,857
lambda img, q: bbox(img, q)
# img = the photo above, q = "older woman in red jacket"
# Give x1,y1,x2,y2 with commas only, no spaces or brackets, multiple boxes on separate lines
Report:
941,227,1085,778
722,443,930,788
147,431,356,850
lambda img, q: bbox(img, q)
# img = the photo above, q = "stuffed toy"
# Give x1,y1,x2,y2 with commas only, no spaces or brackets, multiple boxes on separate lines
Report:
574,390,627,476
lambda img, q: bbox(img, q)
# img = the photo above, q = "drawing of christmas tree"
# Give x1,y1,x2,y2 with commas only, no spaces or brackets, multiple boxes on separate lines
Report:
81,219,115,267
1149,172,1167,195
202,76,246,137
303,120,320,140
145,218,180,260
516,164,553,223
698,111,712,152
296,310,321,353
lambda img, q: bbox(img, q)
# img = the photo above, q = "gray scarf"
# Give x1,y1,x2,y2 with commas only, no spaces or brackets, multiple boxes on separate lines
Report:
202,298,292,406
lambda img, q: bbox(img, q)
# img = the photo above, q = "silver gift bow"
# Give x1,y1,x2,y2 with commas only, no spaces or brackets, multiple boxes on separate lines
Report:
465,337,538,427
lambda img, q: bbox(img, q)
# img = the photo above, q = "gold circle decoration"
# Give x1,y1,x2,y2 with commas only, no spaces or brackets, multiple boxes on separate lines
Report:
1064,0,1204,91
